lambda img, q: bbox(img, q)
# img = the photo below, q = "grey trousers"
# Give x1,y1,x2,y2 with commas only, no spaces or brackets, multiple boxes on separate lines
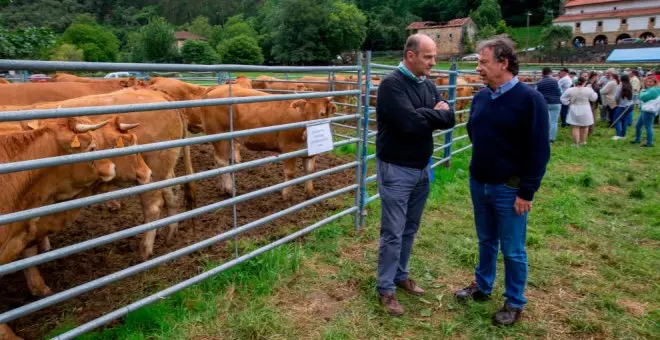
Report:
376,159,430,294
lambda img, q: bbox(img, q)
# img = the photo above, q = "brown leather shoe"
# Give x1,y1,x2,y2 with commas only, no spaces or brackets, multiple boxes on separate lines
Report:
395,279,425,296
380,292,404,316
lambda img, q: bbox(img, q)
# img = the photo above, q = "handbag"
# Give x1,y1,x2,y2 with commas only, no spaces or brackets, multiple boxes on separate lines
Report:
641,97,660,115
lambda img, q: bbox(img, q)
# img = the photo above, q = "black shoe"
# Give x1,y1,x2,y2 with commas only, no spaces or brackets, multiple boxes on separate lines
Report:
454,282,491,302
493,304,523,326
642,144,654,147
631,140,640,144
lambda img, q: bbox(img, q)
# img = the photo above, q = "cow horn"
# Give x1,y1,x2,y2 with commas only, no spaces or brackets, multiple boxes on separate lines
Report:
74,120,109,133
119,122,140,131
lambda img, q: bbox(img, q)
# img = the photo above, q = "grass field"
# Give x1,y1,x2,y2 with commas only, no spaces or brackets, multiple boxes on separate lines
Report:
510,25,546,50
50,113,659,339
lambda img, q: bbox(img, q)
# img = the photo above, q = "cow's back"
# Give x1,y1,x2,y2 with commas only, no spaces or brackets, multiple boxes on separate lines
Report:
0,82,129,106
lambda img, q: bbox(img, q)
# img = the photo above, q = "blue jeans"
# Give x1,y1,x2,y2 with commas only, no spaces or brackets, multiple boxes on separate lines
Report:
470,178,529,309
547,104,561,141
635,111,655,145
377,159,430,294
613,106,633,137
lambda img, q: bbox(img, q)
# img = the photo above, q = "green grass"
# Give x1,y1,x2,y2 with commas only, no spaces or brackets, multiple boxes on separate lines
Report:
510,25,546,50
59,112,659,339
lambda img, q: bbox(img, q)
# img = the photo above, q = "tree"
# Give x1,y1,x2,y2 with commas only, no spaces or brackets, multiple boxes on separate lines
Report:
60,21,120,61
130,16,179,63
181,39,219,64
470,0,502,28
180,16,215,39
222,14,258,40
50,43,84,61
539,25,573,64
325,1,367,54
0,26,56,59
217,35,264,65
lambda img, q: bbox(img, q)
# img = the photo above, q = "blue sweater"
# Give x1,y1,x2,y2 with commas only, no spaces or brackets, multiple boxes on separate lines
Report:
536,76,562,105
467,82,551,201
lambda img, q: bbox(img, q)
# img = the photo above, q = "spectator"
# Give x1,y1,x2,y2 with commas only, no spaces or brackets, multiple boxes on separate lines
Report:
611,74,634,140
558,68,573,127
587,72,600,134
632,75,660,147
561,77,598,146
569,71,578,85
600,71,619,124
536,67,562,143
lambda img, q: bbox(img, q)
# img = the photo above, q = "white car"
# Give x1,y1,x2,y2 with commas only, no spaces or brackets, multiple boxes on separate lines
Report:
461,53,479,61
104,71,132,78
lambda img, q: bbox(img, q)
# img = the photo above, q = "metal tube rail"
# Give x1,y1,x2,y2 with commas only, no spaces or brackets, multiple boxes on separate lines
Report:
0,184,357,325
52,205,358,340
366,174,377,183
0,160,358,276
433,143,451,153
331,122,357,129
0,90,359,122
451,144,473,155
455,122,467,128
0,114,358,174
0,60,360,73
431,156,451,168
333,132,354,140
453,134,469,143
366,193,380,204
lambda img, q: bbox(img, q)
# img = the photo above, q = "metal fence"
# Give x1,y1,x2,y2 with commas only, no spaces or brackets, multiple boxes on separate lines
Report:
0,53,487,339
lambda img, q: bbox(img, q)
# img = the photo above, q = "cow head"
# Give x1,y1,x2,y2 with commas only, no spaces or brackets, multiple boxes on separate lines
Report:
293,97,336,121
227,75,253,89
92,117,152,185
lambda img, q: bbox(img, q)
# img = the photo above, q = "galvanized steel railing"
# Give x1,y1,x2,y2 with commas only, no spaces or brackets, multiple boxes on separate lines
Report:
0,53,478,339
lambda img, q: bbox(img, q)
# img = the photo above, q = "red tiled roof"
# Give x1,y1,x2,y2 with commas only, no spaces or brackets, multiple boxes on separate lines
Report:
565,0,626,7
554,6,660,22
174,31,207,41
406,18,472,30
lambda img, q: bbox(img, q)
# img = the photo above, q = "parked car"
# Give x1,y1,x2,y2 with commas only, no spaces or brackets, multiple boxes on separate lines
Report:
461,53,479,61
28,74,50,83
104,71,150,80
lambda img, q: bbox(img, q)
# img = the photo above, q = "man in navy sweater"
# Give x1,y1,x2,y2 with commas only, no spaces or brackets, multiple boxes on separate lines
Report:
453,37,550,326
375,33,455,316
536,67,562,142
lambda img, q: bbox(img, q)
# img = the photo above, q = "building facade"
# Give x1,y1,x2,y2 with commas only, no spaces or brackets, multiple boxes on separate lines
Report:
174,31,208,51
406,18,478,57
553,0,660,46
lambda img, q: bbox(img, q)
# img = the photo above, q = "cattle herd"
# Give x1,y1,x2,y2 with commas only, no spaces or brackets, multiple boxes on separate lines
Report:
0,70,535,339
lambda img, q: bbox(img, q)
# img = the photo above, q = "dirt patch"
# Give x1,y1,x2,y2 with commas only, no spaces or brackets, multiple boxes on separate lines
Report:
596,185,625,195
1,143,355,340
617,298,648,317
556,163,585,174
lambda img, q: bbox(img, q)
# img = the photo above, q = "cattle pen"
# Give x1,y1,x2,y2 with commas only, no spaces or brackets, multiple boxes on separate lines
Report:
0,54,540,339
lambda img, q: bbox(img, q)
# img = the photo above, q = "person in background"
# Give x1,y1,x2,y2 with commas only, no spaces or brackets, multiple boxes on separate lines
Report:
536,67,562,143
557,68,573,127
600,71,619,125
632,75,660,147
587,72,600,135
597,70,611,121
611,74,634,140
375,33,455,317
629,70,642,126
455,36,550,326
561,76,597,146
569,71,578,85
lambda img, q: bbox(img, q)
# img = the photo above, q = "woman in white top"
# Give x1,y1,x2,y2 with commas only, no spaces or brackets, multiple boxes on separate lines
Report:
561,76,598,146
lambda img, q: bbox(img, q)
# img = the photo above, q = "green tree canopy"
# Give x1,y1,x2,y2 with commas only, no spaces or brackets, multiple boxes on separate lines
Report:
50,43,84,61
181,39,219,64
130,16,179,63
470,0,502,28
217,35,264,65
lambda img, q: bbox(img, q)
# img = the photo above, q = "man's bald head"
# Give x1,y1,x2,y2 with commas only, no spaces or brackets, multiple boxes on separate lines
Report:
402,34,437,77
404,34,436,55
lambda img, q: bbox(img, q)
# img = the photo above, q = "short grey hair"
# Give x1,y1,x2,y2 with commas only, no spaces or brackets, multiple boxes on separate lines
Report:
476,36,519,76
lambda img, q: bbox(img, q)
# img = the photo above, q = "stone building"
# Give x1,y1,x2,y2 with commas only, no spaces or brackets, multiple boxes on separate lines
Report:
406,18,478,57
553,0,660,46
174,31,208,51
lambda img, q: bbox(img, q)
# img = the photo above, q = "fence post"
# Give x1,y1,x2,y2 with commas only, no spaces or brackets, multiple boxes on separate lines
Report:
444,61,457,168
355,51,371,231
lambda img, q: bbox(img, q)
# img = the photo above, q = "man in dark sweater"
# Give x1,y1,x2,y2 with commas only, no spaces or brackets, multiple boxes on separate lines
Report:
453,37,550,326
536,67,562,142
375,33,455,316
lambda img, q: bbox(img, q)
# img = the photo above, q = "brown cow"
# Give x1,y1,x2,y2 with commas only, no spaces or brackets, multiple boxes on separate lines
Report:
200,86,336,201
298,75,357,109
146,77,211,134
0,81,138,106
49,72,135,84
252,75,310,92
2,89,195,260
226,75,253,89
0,116,150,297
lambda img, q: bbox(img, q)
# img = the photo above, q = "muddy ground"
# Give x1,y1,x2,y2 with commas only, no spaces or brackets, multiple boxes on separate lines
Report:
0,142,356,339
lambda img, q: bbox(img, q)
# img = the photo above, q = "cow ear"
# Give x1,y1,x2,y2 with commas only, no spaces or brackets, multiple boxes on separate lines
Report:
71,135,81,148
290,99,307,110
115,136,124,148
26,120,40,130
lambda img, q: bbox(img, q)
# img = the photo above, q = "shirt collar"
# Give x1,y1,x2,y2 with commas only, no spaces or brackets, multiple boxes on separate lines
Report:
397,62,426,83
488,76,519,99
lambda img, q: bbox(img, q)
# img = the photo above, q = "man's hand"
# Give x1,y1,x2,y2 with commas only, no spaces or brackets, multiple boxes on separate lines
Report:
434,101,449,110
513,196,532,215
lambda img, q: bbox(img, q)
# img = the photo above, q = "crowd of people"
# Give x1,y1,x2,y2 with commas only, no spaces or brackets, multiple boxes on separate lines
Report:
536,66,660,147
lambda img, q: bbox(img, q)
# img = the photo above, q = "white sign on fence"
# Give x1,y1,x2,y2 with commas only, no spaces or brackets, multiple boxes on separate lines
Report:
306,121,334,156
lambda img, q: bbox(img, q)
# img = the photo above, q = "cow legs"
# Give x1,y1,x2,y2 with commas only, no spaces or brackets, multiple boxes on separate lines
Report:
282,158,297,201
232,140,242,164
303,156,316,198
39,236,51,252
0,324,22,340
22,245,52,297
139,190,165,260
162,185,179,243
210,140,233,195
